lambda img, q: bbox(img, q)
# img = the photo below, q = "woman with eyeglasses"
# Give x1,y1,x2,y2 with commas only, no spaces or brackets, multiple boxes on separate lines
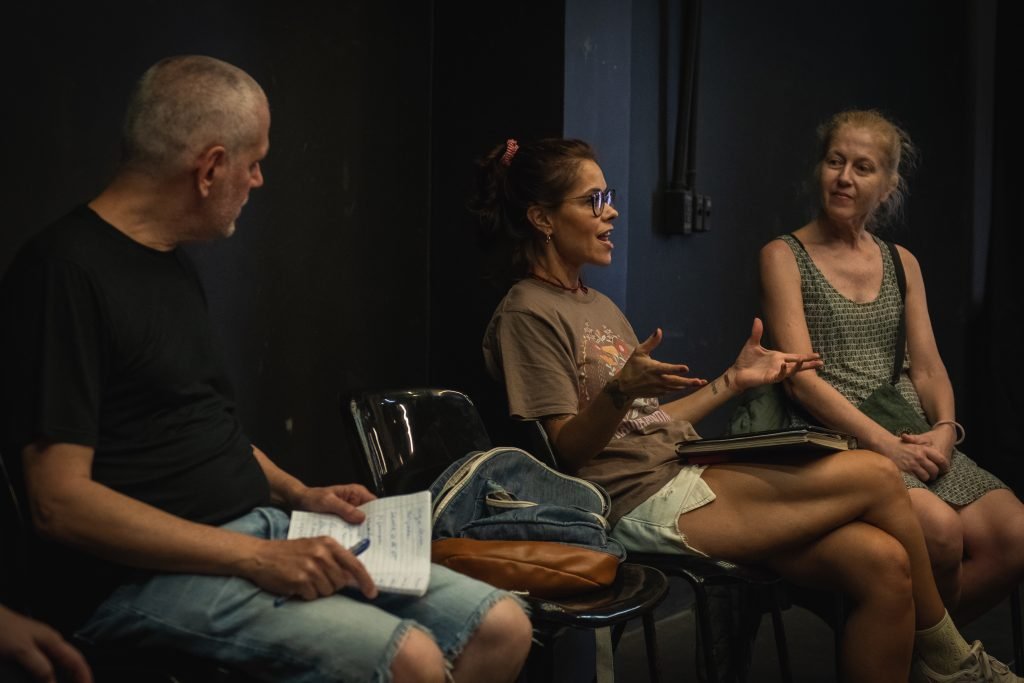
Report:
474,137,1018,682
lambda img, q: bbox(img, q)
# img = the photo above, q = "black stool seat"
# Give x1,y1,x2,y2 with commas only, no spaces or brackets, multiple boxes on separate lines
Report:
525,562,668,628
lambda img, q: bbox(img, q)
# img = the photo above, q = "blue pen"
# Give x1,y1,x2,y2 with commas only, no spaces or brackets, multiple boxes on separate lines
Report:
274,537,371,607
348,537,371,557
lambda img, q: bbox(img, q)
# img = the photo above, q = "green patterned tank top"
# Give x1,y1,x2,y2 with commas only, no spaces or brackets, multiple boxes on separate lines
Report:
778,233,922,413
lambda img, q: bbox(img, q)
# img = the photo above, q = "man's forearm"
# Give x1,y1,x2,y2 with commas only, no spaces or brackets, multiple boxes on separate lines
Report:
25,442,266,578
251,445,308,509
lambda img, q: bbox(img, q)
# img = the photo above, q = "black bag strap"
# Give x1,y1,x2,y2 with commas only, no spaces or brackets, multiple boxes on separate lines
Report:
787,233,906,385
884,240,907,385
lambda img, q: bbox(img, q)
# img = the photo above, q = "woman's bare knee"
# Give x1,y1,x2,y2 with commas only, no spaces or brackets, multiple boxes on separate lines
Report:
845,450,906,497
910,490,963,572
961,489,1024,572
860,532,913,600
995,510,1024,571
818,524,913,605
391,627,446,683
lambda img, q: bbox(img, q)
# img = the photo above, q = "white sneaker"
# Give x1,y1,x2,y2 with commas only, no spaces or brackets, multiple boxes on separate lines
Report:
911,641,1022,682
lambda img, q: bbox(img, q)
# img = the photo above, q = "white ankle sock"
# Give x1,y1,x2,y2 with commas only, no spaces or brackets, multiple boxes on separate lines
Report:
914,611,972,674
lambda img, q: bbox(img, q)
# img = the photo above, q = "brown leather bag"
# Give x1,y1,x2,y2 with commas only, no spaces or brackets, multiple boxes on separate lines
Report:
431,537,620,598
428,448,626,598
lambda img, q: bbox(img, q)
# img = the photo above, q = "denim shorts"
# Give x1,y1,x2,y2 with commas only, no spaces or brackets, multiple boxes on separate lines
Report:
75,507,512,683
610,466,716,557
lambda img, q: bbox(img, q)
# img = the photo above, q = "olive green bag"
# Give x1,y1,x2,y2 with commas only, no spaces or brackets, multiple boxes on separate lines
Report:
728,238,925,437
725,383,809,435
857,383,930,436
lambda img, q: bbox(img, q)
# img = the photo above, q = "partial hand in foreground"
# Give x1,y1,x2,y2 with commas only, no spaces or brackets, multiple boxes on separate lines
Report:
0,604,93,683
730,318,823,390
614,328,707,400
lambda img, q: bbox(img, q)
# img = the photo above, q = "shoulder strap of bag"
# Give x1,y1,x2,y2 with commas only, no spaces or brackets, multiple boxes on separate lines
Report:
884,240,907,385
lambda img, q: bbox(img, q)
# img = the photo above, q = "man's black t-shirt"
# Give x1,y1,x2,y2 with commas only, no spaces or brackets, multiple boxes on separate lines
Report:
0,206,270,625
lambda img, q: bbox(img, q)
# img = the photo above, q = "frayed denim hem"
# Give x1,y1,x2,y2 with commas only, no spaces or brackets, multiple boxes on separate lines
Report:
373,621,420,683
443,591,530,666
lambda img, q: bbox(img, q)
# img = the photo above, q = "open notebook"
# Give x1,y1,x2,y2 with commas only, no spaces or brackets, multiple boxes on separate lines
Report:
287,490,432,596
676,427,858,465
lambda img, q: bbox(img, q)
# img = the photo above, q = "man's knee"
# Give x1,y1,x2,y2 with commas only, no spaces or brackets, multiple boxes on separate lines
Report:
391,627,446,683
468,597,533,659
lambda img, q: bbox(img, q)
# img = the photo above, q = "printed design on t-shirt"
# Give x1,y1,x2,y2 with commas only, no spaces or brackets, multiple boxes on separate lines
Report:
579,320,660,432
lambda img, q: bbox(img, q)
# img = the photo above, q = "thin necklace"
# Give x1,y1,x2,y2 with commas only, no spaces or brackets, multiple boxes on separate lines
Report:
529,270,588,294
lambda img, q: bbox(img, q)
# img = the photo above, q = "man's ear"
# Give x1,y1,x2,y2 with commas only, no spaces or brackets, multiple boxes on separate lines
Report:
195,145,228,198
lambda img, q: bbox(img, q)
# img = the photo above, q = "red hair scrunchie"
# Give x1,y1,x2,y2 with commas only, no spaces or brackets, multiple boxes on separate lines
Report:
500,138,519,167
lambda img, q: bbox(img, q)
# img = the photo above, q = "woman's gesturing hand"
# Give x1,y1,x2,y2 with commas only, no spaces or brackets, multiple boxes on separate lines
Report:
613,328,707,400
730,318,823,390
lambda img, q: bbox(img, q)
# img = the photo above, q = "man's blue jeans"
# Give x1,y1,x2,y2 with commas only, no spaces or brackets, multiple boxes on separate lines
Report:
76,507,510,682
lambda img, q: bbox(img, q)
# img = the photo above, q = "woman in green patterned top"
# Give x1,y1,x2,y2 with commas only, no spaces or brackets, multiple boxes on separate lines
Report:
760,109,1024,633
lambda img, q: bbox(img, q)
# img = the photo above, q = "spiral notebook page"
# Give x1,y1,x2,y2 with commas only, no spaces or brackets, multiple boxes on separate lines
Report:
287,490,432,596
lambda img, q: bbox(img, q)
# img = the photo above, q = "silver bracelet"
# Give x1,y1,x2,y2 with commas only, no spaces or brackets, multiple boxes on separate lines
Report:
932,419,965,445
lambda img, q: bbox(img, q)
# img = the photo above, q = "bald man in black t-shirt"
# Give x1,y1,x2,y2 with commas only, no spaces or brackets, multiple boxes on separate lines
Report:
0,55,530,683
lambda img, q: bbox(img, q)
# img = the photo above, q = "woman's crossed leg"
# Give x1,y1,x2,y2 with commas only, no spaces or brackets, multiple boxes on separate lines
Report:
678,450,951,683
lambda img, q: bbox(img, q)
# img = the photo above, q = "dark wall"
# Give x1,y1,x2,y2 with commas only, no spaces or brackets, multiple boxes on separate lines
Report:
563,2,634,304
2,0,1006,488
428,3,566,443
2,2,433,487
968,0,1021,490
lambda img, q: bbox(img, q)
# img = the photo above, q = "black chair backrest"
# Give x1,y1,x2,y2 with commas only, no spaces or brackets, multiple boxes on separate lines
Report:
516,420,561,470
349,388,493,496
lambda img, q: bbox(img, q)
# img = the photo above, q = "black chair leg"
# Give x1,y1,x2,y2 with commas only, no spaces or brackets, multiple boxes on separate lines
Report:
642,612,661,683
833,592,847,679
1012,584,1023,675
768,590,793,683
526,633,557,683
610,622,627,650
690,580,721,683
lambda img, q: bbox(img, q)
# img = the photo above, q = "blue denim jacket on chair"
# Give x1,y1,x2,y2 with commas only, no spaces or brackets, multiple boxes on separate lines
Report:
428,447,626,561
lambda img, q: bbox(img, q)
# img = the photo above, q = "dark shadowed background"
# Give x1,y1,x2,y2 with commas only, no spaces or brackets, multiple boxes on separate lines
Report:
2,0,1016,492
